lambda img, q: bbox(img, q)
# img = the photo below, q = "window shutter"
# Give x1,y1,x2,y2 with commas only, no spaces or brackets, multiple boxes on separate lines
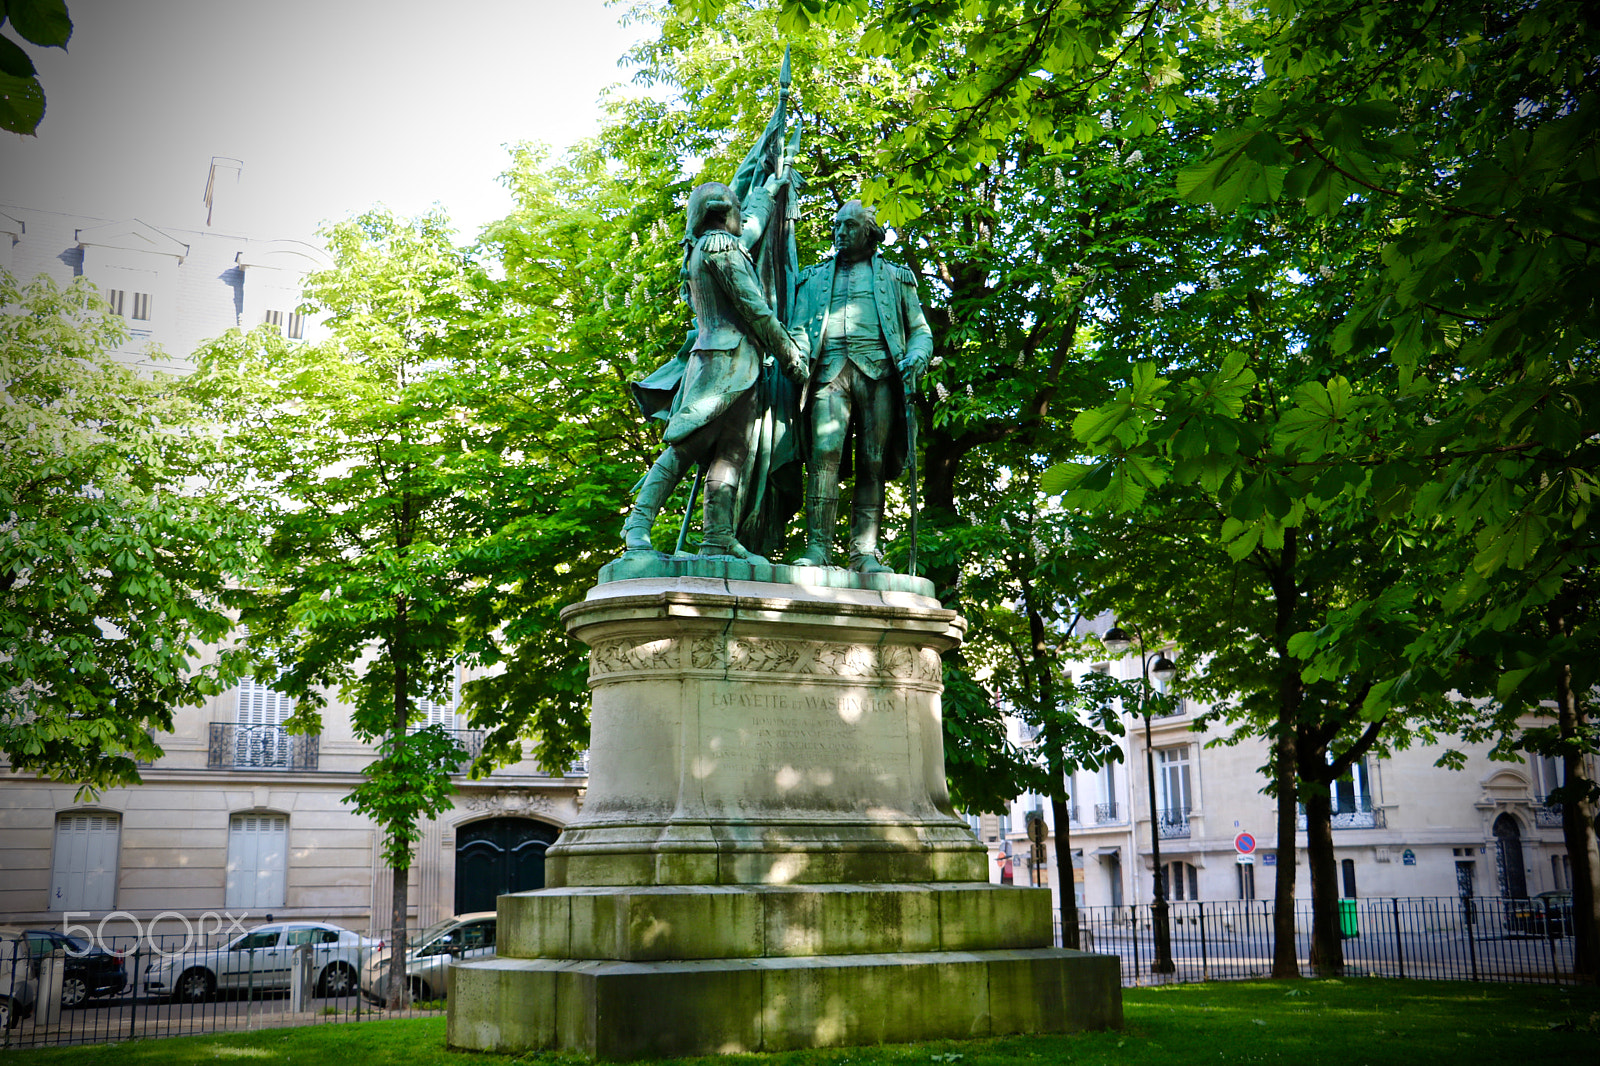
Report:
50,814,120,912
226,813,287,910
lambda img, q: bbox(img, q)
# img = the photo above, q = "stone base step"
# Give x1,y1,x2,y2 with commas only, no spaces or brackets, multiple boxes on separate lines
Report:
448,947,1122,1060
500,882,1055,961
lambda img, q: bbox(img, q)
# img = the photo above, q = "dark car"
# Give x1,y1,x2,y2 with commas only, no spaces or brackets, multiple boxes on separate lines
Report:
1505,891,1574,937
22,930,129,1007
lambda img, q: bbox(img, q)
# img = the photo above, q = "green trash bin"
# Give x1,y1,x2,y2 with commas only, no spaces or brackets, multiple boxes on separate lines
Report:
1339,898,1359,939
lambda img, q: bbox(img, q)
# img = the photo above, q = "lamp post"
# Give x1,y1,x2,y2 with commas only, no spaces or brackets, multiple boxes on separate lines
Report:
1101,623,1177,975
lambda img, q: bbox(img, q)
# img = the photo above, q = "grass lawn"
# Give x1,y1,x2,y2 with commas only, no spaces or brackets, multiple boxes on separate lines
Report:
8,979,1597,1066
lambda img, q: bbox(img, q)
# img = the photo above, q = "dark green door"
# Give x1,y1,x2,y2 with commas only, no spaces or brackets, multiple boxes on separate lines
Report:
454,818,560,914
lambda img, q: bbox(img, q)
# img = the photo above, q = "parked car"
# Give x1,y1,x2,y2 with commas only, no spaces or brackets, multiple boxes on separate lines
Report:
0,928,39,1029
21,929,128,1007
360,912,496,1003
143,922,375,1002
1507,891,1574,937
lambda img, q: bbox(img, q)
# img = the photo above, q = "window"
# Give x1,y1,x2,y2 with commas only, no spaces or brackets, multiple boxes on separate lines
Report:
131,292,152,320
106,288,126,316
235,929,281,951
50,813,120,912
1153,652,1184,715
1158,746,1192,812
1554,854,1571,891
413,671,462,732
1530,755,1563,800
287,312,306,340
1341,857,1358,898
287,927,340,946
226,813,287,910
1334,758,1372,813
1237,861,1256,901
235,677,294,767
460,919,495,950
1096,761,1119,823
263,309,285,332
1163,861,1199,901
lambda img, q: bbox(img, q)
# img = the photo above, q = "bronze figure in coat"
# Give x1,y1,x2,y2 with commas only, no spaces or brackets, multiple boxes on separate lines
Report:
621,181,808,562
788,200,933,572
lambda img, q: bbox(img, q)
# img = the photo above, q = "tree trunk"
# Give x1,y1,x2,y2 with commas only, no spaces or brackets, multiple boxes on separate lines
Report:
1051,792,1079,949
1268,533,1303,979
1022,584,1081,949
1555,658,1600,981
385,594,412,1009
1271,719,1300,977
385,864,410,1008
1303,786,1343,975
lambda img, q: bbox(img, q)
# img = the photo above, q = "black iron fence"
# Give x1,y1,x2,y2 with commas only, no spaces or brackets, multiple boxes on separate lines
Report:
0,927,447,1050
1,897,1584,1049
1057,895,1582,987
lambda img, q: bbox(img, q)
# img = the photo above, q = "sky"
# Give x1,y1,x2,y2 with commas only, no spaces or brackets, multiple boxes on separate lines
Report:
1,0,651,242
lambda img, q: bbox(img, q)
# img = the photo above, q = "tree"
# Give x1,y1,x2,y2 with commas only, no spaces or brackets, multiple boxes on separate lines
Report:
449,141,696,773
1168,0,1600,979
713,0,1600,976
0,270,255,795
0,0,72,133
191,212,479,1008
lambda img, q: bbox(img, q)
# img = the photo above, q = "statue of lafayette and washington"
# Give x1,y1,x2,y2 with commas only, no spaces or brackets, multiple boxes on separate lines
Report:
621,83,933,572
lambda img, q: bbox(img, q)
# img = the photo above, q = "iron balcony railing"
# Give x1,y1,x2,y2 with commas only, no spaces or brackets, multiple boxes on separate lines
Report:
432,729,589,777
1535,801,1563,828
1296,802,1386,830
1094,801,1120,824
208,723,319,771
1157,805,1192,838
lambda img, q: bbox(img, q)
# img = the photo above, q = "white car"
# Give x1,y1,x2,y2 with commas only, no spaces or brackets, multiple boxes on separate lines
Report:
143,922,375,1002
360,912,495,1002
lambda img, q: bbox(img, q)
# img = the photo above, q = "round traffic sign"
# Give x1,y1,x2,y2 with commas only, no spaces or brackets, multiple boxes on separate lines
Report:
1234,832,1257,855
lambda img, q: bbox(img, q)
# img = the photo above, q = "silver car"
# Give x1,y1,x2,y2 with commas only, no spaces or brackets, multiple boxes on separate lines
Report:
360,912,495,1002
0,927,39,1029
143,922,374,1002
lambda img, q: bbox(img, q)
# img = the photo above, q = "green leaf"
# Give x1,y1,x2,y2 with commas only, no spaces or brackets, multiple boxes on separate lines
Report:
1040,461,1090,496
0,33,38,77
1244,131,1292,166
7,0,73,48
0,69,45,133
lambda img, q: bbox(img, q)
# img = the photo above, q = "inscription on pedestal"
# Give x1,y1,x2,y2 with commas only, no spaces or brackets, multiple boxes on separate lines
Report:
694,687,909,801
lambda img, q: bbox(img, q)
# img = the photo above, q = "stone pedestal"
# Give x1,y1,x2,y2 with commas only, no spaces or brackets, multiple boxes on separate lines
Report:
448,575,1121,1059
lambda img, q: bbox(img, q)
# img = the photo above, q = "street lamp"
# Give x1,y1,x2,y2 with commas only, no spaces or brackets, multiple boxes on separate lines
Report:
1101,623,1178,975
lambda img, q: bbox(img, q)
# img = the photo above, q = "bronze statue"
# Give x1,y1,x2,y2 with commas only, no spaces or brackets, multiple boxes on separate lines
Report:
788,200,933,573
621,181,808,562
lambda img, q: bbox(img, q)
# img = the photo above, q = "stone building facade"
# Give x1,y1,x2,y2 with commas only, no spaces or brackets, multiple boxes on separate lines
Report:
977,631,1582,920
0,198,587,940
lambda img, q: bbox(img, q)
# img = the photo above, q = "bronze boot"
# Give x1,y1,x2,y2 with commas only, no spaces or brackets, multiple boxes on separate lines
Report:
699,477,769,564
621,449,687,552
848,503,892,574
791,492,839,567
